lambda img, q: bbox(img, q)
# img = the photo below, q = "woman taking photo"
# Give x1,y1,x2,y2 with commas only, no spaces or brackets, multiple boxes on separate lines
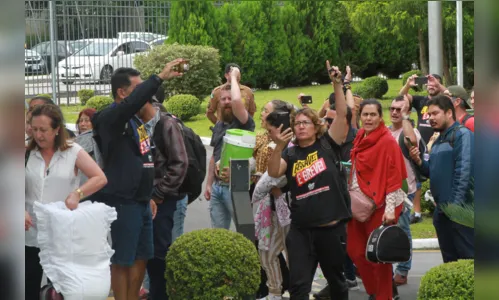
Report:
347,99,408,300
25,104,107,299
268,62,350,300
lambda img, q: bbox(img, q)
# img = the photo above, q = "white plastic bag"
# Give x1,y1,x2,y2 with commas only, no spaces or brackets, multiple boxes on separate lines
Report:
34,201,116,300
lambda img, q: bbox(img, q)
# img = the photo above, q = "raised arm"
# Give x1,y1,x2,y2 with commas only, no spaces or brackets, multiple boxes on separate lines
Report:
230,67,249,124
327,63,348,145
401,96,418,147
268,126,293,178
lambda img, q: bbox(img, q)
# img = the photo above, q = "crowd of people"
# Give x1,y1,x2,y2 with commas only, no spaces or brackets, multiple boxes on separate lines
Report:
24,58,474,300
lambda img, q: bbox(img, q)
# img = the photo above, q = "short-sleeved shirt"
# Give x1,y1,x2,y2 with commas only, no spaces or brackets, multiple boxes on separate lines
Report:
459,114,475,132
210,115,256,162
389,127,422,194
281,134,351,228
207,83,256,119
412,95,434,144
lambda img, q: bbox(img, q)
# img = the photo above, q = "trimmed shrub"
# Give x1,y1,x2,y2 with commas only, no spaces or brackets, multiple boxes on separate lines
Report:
86,96,113,111
165,228,260,300
354,76,389,99
134,43,221,101
402,70,423,92
164,94,201,121
420,180,435,215
418,259,474,300
77,89,95,105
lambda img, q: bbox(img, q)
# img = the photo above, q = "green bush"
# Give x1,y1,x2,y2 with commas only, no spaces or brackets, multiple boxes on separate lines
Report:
77,89,95,105
420,180,435,215
86,95,113,111
165,228,260,300
164,94,201,121
401,70,423,92
35,94,53,100
354,76,389,99
418,259,474,300
134,43,221,101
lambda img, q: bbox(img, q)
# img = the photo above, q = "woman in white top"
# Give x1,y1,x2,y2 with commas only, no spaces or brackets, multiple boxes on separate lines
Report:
25,104,107,300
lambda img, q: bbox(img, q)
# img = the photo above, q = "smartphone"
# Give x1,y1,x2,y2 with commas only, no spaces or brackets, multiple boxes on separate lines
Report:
276,112,291,132
173,60,190,73
415,76,428,85
405,136,414,147
301,95,312,104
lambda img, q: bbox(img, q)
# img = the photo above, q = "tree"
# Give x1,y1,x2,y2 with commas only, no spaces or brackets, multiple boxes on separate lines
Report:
167,0,217,46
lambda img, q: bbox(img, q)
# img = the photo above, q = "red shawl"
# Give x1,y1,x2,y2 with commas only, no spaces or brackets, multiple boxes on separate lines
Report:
350,121,407,207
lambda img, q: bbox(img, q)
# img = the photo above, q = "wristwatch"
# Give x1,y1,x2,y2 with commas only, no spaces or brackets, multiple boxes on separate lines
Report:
75,188,84,199
402,114,410,121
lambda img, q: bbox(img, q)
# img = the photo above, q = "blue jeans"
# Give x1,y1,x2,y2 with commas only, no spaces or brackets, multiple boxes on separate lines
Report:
209,182,234,229
395,192,415,276
172,196,188,242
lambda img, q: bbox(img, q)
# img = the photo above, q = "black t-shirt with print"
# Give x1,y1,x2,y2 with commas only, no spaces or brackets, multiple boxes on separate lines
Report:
282,134,351,228
412,95,434,144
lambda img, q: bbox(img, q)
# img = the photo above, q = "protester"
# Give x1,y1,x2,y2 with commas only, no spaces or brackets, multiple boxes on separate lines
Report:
25,104,107,300
317,66,353,118
28,96,76,139
347,98,407,300
444,85,474,132
409,95,474,263
253,100,293,298
74,108,98,185
204,66,256,229
90,59,185,300
141,95,189,300
388,95,422,286
206,63,256,124
313,104,360,300
268,63,350,300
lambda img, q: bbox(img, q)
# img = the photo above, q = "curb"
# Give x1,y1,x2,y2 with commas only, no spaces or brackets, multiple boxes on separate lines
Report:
413,238,439,249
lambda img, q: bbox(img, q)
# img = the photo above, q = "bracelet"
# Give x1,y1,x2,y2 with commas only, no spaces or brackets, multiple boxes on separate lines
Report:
75,188,84,200
332,77,342,84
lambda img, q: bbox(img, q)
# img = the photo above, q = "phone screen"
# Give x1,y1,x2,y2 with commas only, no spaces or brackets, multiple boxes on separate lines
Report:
276,112,291,132
301,95,313,104
415,76,428,85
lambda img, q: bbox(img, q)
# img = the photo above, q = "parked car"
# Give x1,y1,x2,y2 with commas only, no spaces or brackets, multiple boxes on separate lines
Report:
25,49,47,75
57,38,151,84
30,40,89,74
117,32,167,43
149,36,168,47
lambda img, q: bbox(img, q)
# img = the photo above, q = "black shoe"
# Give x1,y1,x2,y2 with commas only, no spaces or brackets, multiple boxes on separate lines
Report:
410,213,423,224
313,284,330,299
392,278,400,300
346,279,360,290
368,295,376,300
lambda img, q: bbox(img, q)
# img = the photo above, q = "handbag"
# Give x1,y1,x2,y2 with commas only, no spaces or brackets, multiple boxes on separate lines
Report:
366,224,411,264
348,161,376,222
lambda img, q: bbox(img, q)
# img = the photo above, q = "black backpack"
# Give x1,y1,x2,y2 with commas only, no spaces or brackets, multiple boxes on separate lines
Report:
395,132,429,182
161,113,207,204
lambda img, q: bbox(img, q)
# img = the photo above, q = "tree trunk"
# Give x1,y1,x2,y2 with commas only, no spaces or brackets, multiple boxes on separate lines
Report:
442,42,452,86
418,28,428,74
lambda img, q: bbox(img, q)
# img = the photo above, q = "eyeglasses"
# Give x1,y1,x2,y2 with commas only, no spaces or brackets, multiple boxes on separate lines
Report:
389,107,402,113
294,120,314,127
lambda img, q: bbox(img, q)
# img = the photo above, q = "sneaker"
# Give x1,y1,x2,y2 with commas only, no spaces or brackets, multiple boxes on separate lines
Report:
410,213,423,224
346,279,360,290
394,273,408,286
392,279,400,300
269,295,282,300
313,285,330,299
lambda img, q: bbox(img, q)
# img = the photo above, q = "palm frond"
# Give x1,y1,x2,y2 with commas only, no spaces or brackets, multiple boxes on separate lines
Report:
440,203,474,228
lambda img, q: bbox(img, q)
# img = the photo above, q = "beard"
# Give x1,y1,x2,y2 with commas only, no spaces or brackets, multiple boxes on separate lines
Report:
221,107,234,123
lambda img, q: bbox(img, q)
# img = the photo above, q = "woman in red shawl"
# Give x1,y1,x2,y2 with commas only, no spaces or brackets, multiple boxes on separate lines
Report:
347,99,408,300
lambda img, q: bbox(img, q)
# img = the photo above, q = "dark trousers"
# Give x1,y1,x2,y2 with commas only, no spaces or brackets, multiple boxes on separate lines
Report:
25,246,43,300
286,224,348,300
433,209,474,263
147,199,177,300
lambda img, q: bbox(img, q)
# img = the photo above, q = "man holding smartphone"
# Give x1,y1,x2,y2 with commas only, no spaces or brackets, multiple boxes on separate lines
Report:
388,95,422,286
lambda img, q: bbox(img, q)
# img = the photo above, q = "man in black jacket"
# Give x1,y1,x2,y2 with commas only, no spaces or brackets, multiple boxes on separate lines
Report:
91,58,186,300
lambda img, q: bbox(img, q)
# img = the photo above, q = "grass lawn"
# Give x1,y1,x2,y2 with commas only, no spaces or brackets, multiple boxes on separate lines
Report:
410,214,437,239
60,78,426,136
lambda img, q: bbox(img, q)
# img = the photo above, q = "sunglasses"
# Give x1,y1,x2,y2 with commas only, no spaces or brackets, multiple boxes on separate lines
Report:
389,107,402,113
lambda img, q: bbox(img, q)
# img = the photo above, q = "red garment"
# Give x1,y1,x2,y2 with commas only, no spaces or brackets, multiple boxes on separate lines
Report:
458,114,475,132
347,204,404,300
350,121,408,207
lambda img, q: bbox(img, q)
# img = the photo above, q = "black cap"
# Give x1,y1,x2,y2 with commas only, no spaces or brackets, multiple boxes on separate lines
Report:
225,63,241,74
431,74,442,83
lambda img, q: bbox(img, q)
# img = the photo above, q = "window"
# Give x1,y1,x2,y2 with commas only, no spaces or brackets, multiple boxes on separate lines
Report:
130,41,150,53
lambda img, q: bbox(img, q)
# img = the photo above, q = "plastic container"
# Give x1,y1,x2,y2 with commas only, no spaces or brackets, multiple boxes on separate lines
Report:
220,129,256,172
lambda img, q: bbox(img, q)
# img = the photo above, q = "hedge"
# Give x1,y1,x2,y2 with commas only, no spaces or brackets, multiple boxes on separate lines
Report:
401,70,423,92
418,259,474,300
164,94,201,121
134,43,221,102
86,95,113,111
77,89,95,105
165,229,260,300
354,76,389,99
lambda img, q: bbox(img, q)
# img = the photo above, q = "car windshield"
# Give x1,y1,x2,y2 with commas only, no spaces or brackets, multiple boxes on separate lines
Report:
31,43,48,55
69,41,89,53
76,42,115,56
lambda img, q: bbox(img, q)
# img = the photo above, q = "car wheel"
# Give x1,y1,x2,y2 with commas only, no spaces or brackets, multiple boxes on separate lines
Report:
62,80,75,85
100,65,113,84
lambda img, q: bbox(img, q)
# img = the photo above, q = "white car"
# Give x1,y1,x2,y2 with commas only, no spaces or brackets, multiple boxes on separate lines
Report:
25,49,47,75
149,36,168,47
57,38,151,84
117,32,167,43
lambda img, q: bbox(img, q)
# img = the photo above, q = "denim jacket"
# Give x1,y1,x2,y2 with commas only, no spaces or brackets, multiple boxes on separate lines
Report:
419,122,474,207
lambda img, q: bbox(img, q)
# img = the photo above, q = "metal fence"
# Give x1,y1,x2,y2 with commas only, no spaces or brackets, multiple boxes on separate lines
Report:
25,0,171,105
